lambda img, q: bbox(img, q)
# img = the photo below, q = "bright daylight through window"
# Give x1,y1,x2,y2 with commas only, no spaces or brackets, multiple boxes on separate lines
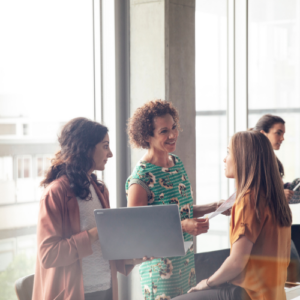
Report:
0,1,94,298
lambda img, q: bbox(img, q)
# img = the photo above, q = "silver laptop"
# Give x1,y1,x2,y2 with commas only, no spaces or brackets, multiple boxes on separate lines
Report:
94,204,193,260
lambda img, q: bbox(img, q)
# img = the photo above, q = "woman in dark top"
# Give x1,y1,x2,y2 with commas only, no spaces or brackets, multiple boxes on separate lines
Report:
252,114,300,204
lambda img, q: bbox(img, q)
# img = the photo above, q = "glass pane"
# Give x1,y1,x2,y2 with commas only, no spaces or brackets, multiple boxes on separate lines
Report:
0,157,13,181
249,0,300,109
37,157,43,177
0,1,95,298
17,158,23,179
0,157,15,205
196,0,227,111
196,0,229,253
249,0,300,225
23,158,31,179
196,115,229,252
44,157,51,173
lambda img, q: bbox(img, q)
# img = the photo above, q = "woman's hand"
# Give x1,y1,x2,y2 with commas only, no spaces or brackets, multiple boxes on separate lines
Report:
182,218,209,236
187,279,210,293
134,256,155,264
124,256,156,265
87,227,99,244
217,200,232,216
284,189,294,202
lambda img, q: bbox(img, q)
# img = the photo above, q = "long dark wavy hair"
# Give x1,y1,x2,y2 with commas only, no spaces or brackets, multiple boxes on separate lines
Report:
250,114,285,177
41,117,108,199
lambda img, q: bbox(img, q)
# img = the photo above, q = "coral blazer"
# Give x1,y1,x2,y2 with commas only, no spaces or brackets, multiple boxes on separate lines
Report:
32,175,133,300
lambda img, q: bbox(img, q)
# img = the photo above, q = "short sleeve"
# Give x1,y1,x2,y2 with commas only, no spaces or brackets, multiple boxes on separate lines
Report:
230,193,265,245
125,161,157,204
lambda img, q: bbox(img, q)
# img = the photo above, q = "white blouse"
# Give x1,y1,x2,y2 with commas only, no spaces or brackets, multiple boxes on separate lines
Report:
76,184,111,293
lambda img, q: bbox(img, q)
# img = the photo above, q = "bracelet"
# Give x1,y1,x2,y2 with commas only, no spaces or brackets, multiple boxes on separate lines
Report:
206,277,214,288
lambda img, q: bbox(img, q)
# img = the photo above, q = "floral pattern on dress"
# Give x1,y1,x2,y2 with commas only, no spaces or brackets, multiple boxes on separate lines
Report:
155,294,171,300
169,197,179,206
159,177,173,189
125,154,196,299
188,268,196,287
178,183,187,197
180,203,191,220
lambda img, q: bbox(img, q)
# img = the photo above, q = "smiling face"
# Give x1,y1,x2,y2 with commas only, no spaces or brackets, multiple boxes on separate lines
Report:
260,122,285,150
90,133,113,172
223,144,235,179
147,114,179,153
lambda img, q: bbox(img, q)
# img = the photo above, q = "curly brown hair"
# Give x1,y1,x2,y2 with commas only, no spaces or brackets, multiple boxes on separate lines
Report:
127,99,181,149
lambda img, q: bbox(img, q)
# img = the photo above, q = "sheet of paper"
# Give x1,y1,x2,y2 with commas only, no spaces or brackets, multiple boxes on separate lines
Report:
208,192,236,219
293,182,300,191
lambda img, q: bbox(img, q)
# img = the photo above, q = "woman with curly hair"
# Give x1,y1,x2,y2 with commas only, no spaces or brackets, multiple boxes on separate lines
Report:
126,100,228,299
173,131,292,300
32,117,143,300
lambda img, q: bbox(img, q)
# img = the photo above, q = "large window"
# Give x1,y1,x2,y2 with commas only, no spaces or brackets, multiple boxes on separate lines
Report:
195,0,229,253
248,0,300,223
196,0,300,253
0,1,116,298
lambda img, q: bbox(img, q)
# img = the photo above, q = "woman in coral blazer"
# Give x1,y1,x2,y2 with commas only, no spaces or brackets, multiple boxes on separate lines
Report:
32,118,140,300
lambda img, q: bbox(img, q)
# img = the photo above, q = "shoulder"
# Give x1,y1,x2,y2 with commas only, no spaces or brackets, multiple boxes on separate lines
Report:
127,160,149,181
234,190,266,220
41,175,72,203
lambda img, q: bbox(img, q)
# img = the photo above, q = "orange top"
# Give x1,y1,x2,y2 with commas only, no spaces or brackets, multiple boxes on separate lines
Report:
230,191,291,300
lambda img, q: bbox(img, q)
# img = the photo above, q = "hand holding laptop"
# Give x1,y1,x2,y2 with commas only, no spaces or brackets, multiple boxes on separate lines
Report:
87,226,156,263
87,227,99,243
94,205,193,260
126,256,156,265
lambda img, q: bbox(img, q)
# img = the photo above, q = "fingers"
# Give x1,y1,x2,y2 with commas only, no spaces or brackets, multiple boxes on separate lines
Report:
142,256,156,261
187,287,196,293
194,218,209,223
284,189,294,201
195,220,209,229
184,218,210,236
193,218,209,235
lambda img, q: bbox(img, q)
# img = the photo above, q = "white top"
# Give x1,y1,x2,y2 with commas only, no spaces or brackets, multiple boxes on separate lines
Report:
76,184,111,293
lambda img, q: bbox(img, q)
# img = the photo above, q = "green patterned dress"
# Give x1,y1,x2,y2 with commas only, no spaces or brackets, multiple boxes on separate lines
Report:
125,154,196,300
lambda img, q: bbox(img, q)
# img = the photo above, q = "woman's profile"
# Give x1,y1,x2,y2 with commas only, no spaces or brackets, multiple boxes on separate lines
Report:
32,118,141,300
173,131,292,300
252,114,300,203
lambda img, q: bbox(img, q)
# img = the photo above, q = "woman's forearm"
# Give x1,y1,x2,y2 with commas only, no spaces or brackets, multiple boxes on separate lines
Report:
39,231,93,269
207,236,252,287
207,255,244,286
193,202,217,218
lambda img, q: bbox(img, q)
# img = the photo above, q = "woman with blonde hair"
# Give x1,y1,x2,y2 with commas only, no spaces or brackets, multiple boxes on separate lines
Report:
173,131,292,300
